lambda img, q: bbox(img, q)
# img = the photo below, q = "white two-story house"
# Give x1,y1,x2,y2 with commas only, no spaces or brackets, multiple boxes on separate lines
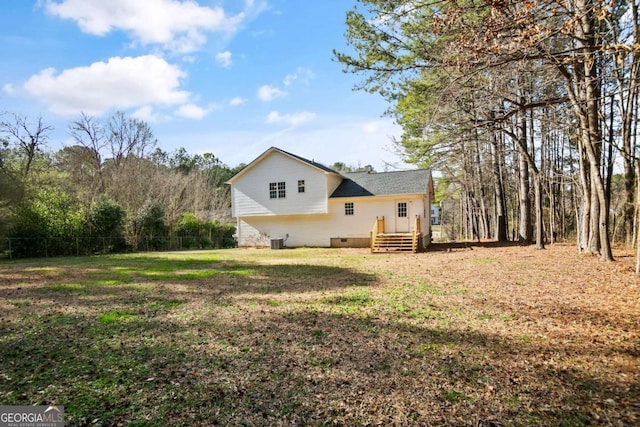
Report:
227,147,434,251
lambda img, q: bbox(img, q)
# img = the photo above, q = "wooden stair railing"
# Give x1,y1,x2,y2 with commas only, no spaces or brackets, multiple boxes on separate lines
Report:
371,215,423,253
370,216,384,253
412,215,421,252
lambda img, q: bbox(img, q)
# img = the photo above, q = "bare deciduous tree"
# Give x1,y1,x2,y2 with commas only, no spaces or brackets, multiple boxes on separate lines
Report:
68,112,107,195
0,114,52,176
107,111,157,168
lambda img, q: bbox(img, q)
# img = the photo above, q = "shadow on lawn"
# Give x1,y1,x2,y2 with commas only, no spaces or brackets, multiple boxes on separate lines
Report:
0,256,378,310
1,303,637,426
1,253,638,425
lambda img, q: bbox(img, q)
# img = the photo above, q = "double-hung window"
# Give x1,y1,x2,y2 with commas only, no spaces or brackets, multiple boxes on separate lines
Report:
269,182,286,199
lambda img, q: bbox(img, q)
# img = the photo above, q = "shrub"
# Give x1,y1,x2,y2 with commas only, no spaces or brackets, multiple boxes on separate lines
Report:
9,188,84,257
175,212,201,237
87,198,127,253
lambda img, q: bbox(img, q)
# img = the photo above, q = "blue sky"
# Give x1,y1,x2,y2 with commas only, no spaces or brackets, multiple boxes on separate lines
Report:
0,0,408,170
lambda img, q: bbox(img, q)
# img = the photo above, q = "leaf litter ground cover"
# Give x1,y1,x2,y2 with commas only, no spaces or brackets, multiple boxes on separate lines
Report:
0,244,638,426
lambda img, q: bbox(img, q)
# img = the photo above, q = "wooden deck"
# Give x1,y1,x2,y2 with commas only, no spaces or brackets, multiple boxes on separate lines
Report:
370,216,422,253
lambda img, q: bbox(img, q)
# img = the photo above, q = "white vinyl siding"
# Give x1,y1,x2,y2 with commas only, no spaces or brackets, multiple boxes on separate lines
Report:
327,195,427,236
231,151,334,217
326,173,343,197
238,215,332,247
236,195,428,247
237,219,270,247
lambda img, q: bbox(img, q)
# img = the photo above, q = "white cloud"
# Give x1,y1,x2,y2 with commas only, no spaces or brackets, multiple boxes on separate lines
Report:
23,55,190,116
283,67,316,87
215,51,232,68
131,105,161,122
2,83,16,95
257,85,287,102
266,111,316,126
229,96,247,106
43,0,263,54
363,120,385,134
175,103,209,119
158,116,407,172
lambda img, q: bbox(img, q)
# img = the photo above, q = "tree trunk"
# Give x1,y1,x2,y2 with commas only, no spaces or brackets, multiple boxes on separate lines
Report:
623,129,636,246
533,172,545,249
573,0,613,261
588,170,601,254
635,160,640,273
517,111,532,244
474,153,491,239
492,128,508,241
577,141,591,252
614,0,639,246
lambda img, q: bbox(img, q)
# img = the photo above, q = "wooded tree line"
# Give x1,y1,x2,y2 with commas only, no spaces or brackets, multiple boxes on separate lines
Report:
337,0,639,262
0,111,238,258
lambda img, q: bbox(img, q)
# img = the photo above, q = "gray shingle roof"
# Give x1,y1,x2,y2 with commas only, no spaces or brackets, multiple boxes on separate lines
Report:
330,169,431,198
226,147,340,183
273,147,339,174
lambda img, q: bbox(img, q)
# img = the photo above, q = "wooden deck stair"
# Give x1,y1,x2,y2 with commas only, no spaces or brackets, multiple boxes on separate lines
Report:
372,233,417,252
370,216,422,253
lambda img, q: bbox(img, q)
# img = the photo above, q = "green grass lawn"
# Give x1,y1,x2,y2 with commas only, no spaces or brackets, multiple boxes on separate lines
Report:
1,247,638,426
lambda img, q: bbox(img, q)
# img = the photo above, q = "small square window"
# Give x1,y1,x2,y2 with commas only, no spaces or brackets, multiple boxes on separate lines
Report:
345,202,354,215
298,180,305,193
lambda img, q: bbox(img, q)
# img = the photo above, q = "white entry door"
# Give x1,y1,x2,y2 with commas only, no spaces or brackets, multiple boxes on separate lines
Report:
396,201,410,233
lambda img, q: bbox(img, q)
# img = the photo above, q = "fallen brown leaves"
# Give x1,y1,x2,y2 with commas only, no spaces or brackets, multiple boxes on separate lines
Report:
0,243,638,426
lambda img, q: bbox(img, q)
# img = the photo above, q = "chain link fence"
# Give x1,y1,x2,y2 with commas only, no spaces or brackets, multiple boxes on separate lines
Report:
0,234,236,259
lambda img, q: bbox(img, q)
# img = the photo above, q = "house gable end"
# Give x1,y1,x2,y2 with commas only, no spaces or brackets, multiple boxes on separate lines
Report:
227,147,339,184
230,148,339,217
